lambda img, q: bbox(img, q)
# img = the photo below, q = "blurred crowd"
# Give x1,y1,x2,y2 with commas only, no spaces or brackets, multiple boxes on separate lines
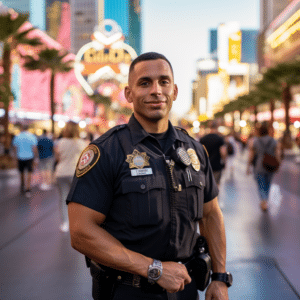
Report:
1,120,300,224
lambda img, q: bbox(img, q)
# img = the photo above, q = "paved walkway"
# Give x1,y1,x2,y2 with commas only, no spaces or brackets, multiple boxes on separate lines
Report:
0,151,300,299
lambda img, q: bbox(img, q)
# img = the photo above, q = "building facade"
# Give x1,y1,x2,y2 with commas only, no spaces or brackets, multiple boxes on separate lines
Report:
193,23,259,124
260,0,300,68
104,0,142,55
260,0,292,31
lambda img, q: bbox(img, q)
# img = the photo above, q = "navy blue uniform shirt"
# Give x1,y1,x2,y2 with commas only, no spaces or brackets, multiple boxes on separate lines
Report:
67,115,218,261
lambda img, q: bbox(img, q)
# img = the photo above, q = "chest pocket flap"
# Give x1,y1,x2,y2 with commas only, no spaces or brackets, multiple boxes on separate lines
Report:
184,172,206,220
121,175,166,227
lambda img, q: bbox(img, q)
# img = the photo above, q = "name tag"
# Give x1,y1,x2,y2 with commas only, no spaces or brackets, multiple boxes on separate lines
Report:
131,168,153,176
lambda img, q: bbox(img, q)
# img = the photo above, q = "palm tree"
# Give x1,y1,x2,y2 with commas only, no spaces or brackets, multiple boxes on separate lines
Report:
0,4,41,152
257,61,300,134
23,48,74,134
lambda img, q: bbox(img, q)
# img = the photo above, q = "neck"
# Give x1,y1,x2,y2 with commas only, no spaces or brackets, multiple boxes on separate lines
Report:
134,114,169,134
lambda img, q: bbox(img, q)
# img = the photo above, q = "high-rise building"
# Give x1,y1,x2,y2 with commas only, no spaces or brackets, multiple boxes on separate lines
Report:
192,23,259,121
3,0,142,55
209,27,259,64
69,0,98,53
260,0,291,31
104,0,142,55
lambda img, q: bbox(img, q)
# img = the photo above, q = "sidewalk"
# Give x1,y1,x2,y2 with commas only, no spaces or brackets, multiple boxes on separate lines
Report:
1,153,300,299
218,151,300,299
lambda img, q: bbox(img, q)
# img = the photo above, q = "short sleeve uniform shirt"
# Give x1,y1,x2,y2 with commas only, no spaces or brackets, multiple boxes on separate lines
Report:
67,116,218,261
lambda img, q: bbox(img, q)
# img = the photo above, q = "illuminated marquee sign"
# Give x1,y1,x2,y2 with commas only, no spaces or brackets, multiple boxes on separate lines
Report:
228,31,241,63
264,3,300,65
74,20,137,95
266,9,300,50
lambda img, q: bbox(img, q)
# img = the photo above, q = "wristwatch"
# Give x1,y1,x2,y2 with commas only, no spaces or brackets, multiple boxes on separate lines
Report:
147,259,163,284
211,272,233,287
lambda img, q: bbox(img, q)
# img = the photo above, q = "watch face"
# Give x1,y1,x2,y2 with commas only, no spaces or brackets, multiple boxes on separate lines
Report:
149,268,161,279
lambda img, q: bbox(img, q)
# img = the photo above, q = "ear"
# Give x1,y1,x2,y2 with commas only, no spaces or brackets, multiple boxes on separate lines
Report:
173,84,178,101
124,86,133,103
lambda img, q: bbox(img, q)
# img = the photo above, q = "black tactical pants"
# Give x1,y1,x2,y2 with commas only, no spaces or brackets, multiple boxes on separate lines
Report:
92,276,199,300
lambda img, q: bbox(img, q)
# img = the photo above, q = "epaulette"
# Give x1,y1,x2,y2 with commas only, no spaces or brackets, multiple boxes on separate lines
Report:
93,124,127,144
174,126,190,136
175,126,198,142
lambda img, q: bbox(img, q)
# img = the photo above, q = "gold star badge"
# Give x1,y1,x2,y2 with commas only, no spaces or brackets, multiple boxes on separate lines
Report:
126,149,150,169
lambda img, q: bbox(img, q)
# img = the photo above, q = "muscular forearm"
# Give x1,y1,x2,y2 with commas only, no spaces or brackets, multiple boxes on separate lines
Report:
68,202,191,293
69,217,152,278
199,199,226,273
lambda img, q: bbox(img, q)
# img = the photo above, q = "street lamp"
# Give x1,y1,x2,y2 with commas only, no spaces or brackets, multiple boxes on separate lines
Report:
239,120,246,127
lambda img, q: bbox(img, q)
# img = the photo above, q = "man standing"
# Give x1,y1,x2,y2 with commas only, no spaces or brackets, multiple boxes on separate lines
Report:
200,122,227,186
67,53,231,300
12,124,38,197
37,129,54,190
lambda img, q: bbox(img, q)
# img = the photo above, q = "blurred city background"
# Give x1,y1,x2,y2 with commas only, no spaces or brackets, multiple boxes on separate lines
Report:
1,0,300,299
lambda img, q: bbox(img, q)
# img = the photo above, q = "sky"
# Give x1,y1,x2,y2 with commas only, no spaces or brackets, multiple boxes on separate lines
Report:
142,0,260,118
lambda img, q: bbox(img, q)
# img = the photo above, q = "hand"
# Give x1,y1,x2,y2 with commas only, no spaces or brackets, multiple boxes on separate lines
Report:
156,261,192,293
205,281,229,300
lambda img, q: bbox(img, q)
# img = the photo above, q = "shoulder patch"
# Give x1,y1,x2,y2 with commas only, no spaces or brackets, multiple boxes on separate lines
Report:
76,144,100,177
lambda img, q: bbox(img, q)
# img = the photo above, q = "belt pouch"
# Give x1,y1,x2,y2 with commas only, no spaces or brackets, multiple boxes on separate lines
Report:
90,262,117,300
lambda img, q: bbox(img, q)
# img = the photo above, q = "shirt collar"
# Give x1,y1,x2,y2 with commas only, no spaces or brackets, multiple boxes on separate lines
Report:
127,114,187,146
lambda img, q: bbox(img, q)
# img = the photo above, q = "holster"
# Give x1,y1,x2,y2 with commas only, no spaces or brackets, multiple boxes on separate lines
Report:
89,260,118,300
184,236,212,291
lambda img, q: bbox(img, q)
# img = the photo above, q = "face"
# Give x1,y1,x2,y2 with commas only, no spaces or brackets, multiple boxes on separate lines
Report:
125,59,178,124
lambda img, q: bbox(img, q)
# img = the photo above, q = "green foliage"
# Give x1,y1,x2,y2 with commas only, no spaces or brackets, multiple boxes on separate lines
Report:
89,94,111,107
0,13,29,41
23,48,74,73
214,59,300,118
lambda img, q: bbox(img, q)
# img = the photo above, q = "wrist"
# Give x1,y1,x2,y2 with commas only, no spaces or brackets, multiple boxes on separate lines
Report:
147,259,163,283
211,272,233,287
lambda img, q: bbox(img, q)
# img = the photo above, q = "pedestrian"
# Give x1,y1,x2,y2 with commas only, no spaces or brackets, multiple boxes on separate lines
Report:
224,133,237,180
246,122,281,211
54,121,88,232
67,52,232,300
37,129,54,190
12,124,38,197
200,121,227,186
296,132,300,149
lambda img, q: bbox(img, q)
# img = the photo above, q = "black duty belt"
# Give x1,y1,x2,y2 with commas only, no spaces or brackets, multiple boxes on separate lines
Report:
90,260,165,294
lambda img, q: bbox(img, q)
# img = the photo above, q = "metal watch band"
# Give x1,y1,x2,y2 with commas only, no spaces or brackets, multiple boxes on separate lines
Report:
148,259,163,283
152,259,162,269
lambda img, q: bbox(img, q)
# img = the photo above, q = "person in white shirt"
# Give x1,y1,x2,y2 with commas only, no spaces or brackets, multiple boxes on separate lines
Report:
54,121,88,232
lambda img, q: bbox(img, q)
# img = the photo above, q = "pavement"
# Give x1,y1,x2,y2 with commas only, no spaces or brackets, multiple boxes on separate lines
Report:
1,150,300,300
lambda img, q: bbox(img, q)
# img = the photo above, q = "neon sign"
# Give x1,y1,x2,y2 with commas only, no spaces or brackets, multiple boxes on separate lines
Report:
74,20,137,96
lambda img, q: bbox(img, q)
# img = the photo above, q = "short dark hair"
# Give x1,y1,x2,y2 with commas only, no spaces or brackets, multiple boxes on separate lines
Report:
258,122,269,136
129,52,174,78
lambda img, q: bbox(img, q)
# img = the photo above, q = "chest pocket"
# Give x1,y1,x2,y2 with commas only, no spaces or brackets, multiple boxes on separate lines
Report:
184,172,206,220
121,176,166,227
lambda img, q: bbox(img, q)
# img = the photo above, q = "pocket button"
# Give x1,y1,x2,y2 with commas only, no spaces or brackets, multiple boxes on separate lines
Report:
140,184,146,190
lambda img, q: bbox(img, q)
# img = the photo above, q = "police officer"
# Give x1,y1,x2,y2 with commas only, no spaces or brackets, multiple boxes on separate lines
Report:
67,52,232,300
